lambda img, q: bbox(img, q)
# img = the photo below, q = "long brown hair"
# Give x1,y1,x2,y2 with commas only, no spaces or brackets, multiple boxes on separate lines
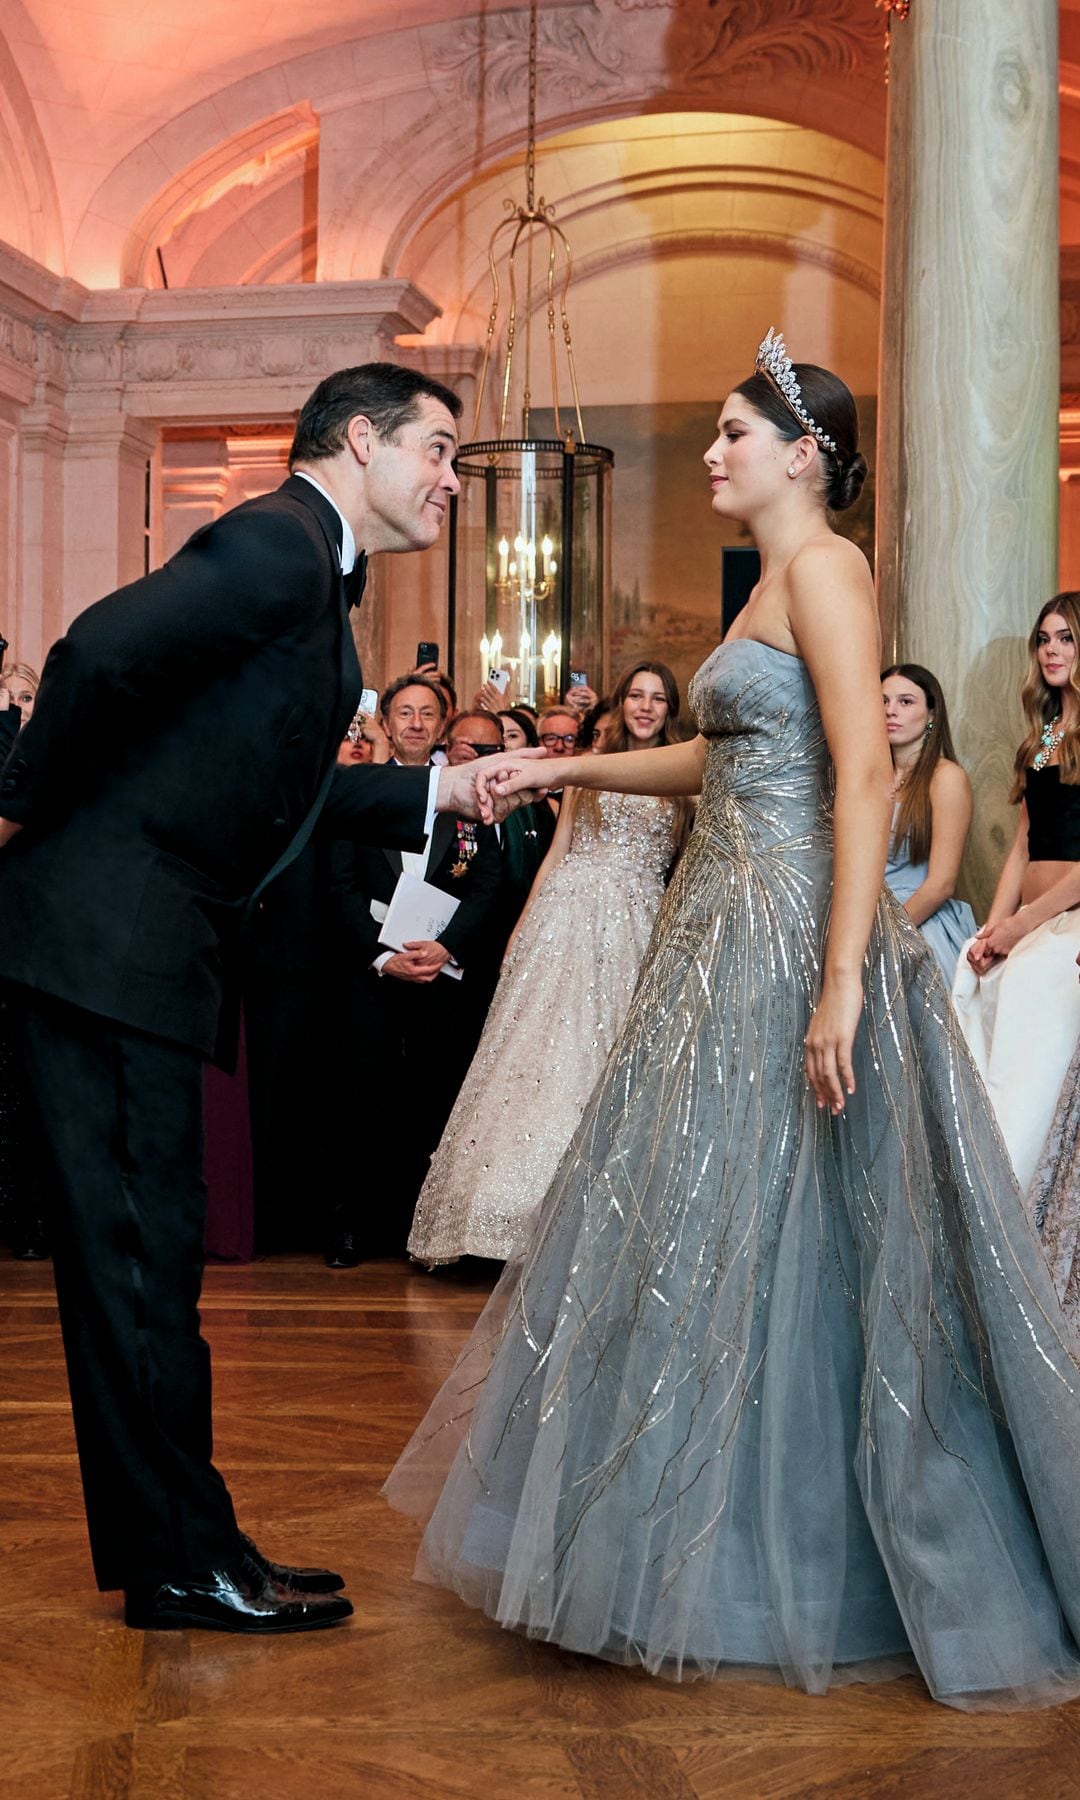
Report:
578,660,694,866
1009,593,1080,801
881,663,959,866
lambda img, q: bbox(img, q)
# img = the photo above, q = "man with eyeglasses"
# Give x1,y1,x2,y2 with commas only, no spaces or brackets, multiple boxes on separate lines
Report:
538,711,581,755
536,708,580,822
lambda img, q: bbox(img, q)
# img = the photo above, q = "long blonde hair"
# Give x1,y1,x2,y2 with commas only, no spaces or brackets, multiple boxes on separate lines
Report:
1009,593,1080,801
578,660,694,868
1,661,39,696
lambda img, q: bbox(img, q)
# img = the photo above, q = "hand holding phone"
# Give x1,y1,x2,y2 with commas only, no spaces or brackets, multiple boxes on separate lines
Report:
416,641,439,670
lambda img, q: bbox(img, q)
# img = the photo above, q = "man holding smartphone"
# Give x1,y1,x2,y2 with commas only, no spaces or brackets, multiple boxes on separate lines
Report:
0,362,541,1636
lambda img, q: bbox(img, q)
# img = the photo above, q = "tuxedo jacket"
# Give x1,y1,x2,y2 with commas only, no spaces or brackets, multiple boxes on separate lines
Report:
0,476,431,1058
331,809,503,977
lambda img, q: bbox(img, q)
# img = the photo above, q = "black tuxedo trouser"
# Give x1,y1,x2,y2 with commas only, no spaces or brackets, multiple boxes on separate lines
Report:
20,995,241,1590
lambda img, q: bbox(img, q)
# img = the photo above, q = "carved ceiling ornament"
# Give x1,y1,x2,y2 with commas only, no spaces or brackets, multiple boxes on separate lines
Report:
434,1,883,105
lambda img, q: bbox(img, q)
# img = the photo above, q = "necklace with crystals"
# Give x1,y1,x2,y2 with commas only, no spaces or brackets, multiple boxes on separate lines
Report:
1033,715,1066,771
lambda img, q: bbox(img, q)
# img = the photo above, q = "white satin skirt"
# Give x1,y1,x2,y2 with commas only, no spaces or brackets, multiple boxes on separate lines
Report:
952,909,1080,1193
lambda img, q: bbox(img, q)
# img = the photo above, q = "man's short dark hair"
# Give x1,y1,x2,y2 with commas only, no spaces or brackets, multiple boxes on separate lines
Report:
447,710,504,741
379,674,448,720
289,363,463,467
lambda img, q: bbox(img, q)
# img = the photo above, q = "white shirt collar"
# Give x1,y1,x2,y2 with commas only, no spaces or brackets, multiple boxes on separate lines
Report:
293,470,358,574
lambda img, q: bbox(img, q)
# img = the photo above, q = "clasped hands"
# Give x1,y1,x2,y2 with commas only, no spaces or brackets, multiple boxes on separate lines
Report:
966,910,1030,974
435,747,551,826
382,940,451,984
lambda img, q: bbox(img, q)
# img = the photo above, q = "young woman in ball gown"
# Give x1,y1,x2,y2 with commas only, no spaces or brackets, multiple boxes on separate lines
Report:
386,333,1080,1712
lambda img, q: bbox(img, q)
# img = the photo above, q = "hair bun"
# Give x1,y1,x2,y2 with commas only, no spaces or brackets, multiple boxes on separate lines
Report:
829,450,867,513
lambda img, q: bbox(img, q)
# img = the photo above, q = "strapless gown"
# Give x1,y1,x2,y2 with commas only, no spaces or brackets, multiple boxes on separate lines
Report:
407,791,677,1265
385,639,1080,1711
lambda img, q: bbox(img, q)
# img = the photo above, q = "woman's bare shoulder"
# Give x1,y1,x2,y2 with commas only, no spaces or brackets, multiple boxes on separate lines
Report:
930,758,973,803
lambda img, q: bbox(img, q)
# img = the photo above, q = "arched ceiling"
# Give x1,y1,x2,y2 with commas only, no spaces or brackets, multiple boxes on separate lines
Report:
0,0,1077,295
1,0,891,286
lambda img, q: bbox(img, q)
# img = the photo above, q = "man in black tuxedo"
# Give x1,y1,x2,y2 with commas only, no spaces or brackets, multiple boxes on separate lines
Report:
327,685,504,1265
0,362,540,1634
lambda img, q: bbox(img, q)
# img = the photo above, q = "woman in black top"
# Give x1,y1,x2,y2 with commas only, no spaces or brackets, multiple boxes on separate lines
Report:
953,593,1080,1192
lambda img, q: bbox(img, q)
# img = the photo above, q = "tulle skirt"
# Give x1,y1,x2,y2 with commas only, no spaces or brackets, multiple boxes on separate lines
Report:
386,825,1080,1711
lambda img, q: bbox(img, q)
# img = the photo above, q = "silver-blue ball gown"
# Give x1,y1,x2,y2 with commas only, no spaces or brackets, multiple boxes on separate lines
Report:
384,639,1080,1711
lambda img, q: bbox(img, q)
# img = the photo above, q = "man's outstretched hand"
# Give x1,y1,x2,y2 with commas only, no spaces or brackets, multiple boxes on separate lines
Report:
436,749,549,825
473,754,555,818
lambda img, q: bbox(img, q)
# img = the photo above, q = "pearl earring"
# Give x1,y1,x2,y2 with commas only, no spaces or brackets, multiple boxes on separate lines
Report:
787,465,797,478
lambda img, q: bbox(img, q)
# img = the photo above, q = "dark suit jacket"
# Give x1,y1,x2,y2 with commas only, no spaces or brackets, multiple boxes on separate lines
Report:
0,476,430,1057
331,807,503,977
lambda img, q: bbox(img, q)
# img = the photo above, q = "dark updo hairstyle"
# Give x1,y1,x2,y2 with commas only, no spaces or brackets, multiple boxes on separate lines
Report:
733,363,867,513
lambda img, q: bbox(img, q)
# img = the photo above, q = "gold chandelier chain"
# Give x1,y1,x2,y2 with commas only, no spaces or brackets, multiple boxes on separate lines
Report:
526,0,538,217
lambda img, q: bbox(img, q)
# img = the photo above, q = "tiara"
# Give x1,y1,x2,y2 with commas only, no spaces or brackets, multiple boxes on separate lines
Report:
755,327,837,455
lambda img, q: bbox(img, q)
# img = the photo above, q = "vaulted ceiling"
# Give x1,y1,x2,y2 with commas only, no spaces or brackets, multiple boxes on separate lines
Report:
0,0,1074,390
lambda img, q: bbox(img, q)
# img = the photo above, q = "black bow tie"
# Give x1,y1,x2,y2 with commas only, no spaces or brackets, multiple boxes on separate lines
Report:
342,552,367,611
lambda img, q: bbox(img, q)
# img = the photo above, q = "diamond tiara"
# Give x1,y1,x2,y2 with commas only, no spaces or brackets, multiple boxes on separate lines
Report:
754,327,837,455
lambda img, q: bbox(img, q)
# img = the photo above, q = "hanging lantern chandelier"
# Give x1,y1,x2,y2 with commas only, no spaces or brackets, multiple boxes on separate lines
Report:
446,0,613,711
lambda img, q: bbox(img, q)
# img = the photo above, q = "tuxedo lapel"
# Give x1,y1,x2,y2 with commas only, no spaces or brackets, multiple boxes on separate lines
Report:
281,475,363,740
382,846,404,881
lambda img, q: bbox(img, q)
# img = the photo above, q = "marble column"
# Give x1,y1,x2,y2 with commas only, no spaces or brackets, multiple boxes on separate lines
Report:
876,0,1059,914
62,415,161,626
17,405,69,666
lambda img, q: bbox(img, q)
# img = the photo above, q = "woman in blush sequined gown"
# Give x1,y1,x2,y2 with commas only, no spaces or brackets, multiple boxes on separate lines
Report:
406,662,691,1266
385,335,1080,1711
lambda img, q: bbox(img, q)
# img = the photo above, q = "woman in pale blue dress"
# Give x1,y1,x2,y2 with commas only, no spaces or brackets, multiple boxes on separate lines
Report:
881,663,976,983
385,331,1080,1711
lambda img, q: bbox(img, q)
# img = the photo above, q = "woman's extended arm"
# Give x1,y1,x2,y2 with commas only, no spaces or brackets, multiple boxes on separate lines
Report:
902,760,973,927
503,790,578,961
789,539,893,1114
485,735,707,807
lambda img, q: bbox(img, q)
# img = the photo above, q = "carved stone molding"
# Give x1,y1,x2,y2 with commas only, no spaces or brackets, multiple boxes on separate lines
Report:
433,0,882,106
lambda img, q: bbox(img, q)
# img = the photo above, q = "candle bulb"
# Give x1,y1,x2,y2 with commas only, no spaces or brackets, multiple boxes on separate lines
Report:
519,631,531,669
497,537,509,583
491,631,503,670
542,630,559,694
541,535,553,580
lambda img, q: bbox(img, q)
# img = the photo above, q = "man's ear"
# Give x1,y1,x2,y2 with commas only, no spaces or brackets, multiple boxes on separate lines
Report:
346,414,374,466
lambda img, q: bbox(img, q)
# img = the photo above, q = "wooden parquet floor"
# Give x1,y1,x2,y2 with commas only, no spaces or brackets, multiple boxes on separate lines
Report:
4,1254,1080,1800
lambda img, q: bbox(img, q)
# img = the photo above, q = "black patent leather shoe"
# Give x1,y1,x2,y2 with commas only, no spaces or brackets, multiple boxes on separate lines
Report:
325,1230,363,1269
124,1555,353,1633
239,1532,345,1594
